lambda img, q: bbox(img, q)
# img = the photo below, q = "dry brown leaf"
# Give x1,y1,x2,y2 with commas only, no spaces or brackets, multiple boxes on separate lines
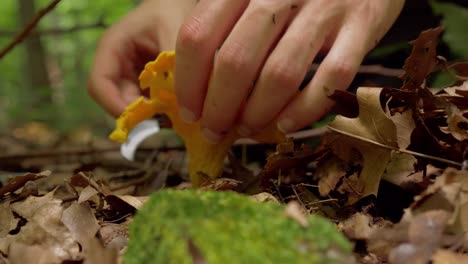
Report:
3,191,79,261
9,190,57,219
82,237,118,264
0,171,50,197
339,213,379,240
284,201,308,227
98,223,128,250
78,185,99,204
401,27,443,90
316,156,347,197
432,249,468,264
382,153,419,186
8,242,61,264
61,202,100,245
447,105,468,141
250,192,279,203
388,243,430,264
336,173,365,203
328,87,398,201
387,210,450,264
387,109,415,149
0,202,18,238
406,168,468,247
115,195,148,210
444,81,468,97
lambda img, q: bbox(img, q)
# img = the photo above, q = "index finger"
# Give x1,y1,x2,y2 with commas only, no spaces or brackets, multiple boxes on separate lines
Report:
174,0,249,123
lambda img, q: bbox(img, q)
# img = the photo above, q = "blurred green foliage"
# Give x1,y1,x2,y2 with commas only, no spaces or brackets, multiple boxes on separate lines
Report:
430,0,468,88
0,0,137,134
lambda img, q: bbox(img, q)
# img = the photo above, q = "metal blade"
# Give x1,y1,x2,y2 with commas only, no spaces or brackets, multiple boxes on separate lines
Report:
120,119,160,161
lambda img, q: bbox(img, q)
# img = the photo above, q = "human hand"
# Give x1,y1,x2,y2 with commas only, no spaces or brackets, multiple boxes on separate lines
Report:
174,0,405,143
88,0,196,117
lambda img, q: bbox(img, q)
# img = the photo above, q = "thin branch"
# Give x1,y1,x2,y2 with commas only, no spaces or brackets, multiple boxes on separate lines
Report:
327,126,463,167
0,21,108,38
0,0,63,59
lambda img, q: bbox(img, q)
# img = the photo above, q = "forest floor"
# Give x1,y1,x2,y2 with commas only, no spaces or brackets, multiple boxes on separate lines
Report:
0,27,467,264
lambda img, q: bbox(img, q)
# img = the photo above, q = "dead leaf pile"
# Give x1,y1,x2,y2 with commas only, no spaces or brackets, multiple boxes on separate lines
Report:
0,170,149,263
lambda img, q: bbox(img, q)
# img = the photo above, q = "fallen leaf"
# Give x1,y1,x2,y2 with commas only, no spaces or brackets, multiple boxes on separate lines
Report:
78,185,99,204
327,87,398,201
0,171,50,197
8,242,61,264
98,223,128,250
284,201,308,227
339,213,379,240
382,153,419,186
4,191,79,261
199,178,242,191
114,195,148,210
261,142,328,187
336,173,365,204
447,105,468,141
0,202,17,238
387,109,415,149
444,81,468,97
82,237,118,264
317,156,347,197
432,249,468,264
250,192,279,203
401,27,443,90
61,202,100,245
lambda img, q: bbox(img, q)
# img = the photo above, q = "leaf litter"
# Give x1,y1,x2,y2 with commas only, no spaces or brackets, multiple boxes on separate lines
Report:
0,27,467,263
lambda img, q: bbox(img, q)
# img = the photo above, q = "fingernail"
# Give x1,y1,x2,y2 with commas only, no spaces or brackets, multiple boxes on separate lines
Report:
179,107,197,123
202,128,223,144
237,125,252,137
277,118,296,134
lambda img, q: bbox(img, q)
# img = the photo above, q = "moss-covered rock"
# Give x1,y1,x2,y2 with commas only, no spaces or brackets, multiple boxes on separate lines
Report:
123,190,354,264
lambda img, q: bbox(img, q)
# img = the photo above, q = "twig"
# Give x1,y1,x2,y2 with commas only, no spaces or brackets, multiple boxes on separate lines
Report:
342,176,363,196
304,198,339,206
235,127,328,145
0,145,184,161
327,126,463,167
0,21,108,38
291,185,308,210
0,0,63,59
436,56,468,81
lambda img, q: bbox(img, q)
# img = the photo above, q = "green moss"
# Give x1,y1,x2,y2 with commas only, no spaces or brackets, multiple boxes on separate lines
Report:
124,190,354,264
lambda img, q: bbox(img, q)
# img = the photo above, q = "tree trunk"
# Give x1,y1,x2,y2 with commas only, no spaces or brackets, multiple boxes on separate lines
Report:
17,0,52,108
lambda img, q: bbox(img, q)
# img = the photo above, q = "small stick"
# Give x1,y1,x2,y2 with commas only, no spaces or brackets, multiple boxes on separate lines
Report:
327,126,463,167
0,0,63,59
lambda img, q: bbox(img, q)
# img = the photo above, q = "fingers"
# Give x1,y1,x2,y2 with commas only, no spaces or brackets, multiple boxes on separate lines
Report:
276,1,405,133
88,3,161,117
174,0,249,123
88,32,130,117
276,20,373,133
200,0,300,142
238,1,346,136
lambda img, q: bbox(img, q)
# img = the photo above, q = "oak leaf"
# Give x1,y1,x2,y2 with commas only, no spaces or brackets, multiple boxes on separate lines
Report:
327,87,400,202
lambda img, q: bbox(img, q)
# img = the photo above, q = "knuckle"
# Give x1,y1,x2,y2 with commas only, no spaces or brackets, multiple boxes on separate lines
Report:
265,62,302,89
176,17,208,52
251,0,289,14
216,42,249,73
326,60,356,80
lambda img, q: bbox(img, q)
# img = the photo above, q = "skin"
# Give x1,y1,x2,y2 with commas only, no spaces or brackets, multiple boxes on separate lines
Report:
89,0,405,143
